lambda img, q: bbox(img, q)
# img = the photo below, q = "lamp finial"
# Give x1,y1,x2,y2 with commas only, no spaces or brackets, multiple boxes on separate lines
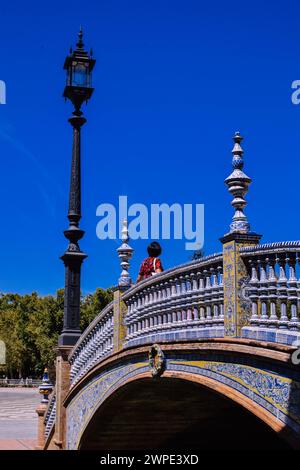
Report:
225,131,251,233
77,26,84,50
117,219,134,288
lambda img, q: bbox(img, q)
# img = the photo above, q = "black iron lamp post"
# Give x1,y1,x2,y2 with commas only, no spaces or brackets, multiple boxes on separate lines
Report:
59,28,95,346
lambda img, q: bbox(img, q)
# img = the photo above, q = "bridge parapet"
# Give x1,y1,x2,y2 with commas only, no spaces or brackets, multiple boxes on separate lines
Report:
67,241,300,390
44,392,56,442
68,254,225,387
69,302,114,386
240,241,300,344
122,252,224,347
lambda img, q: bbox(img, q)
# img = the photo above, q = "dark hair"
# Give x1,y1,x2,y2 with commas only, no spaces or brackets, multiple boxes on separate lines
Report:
147,241,162,257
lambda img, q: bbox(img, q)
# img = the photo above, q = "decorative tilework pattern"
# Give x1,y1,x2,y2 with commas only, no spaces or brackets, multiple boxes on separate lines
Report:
223,241,236,336
242,326,300,345
67,361,148,449
113,290,127,352
66,351,300,449
170,360,300,426
168,358,300,435
236,242,252,334
223,240,254,337
125,326,225,348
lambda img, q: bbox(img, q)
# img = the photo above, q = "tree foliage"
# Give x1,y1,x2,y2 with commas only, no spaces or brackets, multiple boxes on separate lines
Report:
0,288,113,379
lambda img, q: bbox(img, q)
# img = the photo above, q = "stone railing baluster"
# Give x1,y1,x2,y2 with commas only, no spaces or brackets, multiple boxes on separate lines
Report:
240,242,300,344
211,268,219,325
266,256,278,328
248,259,259,325
198,272,206,323
204,269,212,324
277,255,288,329
287,255,299,331
68,302,114,387
258,258,269,326
217,265,224,324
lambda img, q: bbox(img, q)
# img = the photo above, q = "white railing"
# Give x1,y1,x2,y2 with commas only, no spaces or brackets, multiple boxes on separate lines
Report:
240,242,300,341
44,393,56,440
0,378,42,387
69,301,114,387
122,253,224,347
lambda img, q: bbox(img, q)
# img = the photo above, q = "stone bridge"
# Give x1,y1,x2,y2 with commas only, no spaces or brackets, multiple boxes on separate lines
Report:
37,133,300,451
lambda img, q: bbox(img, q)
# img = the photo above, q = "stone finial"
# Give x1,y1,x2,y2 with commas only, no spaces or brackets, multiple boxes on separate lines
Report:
38,368,53,404
225,132,251,233
117,220,134,287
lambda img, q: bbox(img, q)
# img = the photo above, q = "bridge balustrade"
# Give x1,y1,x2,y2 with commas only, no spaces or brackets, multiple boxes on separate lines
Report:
44,393,56,441
122,253,224,347
69,302,114,386
241,242,300,343
66,242,300,389
68,254,224,387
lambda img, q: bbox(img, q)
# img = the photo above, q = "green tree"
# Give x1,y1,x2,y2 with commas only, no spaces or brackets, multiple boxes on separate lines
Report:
80,288,113,330
0,287,113,378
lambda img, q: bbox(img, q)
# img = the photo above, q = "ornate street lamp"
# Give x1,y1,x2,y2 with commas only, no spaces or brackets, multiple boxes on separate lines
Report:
59,28,95,346
63,27,95,114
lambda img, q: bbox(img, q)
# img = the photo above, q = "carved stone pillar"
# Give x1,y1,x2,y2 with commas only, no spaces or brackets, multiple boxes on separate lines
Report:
221,132,261,337
221,233,261,336
53,346,72,450
113,288,127,352
35,403,47,450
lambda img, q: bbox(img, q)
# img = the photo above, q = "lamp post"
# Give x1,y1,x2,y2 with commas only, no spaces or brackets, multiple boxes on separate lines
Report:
59,28,95,346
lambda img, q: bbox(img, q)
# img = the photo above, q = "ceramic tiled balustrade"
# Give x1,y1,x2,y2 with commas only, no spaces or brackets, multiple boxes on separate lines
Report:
67,242,300,389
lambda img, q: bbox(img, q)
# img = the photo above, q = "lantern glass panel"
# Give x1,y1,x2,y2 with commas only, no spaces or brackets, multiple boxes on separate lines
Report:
72,62,89,87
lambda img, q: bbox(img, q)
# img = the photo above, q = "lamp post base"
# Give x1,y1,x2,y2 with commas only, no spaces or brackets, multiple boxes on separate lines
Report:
58,330,81,347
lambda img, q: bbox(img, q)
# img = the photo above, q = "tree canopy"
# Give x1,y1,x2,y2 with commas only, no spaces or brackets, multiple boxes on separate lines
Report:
0,288,113,379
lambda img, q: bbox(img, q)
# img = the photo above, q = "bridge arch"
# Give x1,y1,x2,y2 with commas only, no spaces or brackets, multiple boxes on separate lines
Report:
64,340,300,450
78,374,291,450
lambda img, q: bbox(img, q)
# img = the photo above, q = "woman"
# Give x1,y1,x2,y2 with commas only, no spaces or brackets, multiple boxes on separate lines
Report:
136,242,163,282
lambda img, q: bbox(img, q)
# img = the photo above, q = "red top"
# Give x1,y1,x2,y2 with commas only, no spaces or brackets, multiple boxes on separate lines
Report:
138,257,163,280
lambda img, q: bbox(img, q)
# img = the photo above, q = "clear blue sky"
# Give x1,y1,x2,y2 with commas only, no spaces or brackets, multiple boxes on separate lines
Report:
0,0,300,295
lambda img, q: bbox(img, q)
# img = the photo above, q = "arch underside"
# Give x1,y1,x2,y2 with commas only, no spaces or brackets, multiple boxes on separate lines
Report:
79,376,292,450
65,345,300,450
